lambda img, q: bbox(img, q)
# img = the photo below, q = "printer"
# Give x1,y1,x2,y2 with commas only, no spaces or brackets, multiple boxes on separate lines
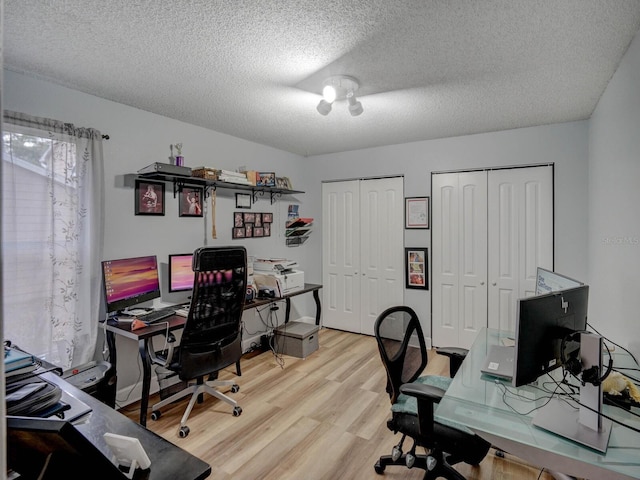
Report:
253,259,304,295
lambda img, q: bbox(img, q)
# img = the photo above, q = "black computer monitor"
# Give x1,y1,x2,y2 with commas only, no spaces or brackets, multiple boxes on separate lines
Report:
101,255,161,313
168,253,194,293
7,417,126,479
512,285,589,387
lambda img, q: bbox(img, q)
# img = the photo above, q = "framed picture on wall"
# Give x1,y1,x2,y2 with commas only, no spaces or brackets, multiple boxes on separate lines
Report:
135,179,165,216
405,247,428,290
235,192,252,209
178,186,204,217
405,196,429,229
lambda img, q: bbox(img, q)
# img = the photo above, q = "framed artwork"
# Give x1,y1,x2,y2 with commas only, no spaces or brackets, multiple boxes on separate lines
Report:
276,177,288,189
135,179,165,216
235,192,251,209
405,247,428,290
233,211,273,240
178,186,203,217
405,196,429,229
256,172,276,187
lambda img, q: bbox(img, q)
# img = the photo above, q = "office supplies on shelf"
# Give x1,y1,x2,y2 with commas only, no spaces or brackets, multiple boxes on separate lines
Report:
4,345,36,372
137,162,192,177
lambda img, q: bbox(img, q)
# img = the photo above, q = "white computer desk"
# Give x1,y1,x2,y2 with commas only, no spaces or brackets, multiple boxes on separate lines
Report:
436,328,640,480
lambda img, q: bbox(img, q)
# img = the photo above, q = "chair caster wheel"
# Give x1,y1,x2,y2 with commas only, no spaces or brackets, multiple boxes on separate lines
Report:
374,461,385,474
151,410,161,421
391,445,402,461
406,452,415,468
233,406,242,416
231,384,240,393
179,426,190,438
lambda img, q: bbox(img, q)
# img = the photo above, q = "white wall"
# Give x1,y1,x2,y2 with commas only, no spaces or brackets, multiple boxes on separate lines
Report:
303,122,590,340
588,31,640,358
3,69,319,399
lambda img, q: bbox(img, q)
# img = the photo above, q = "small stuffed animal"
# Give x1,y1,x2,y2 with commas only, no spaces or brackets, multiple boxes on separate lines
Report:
602,371,640,402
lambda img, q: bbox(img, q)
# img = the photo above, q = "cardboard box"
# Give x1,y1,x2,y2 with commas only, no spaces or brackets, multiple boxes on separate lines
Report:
191,167,219,180
274,322,319,358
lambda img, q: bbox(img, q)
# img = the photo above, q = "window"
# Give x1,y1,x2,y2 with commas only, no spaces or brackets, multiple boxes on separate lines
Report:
2,112,104,369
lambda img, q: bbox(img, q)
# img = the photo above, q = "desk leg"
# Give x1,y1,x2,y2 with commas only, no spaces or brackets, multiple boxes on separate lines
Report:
139,339,152,427
313,289,321,326
285,298,292,324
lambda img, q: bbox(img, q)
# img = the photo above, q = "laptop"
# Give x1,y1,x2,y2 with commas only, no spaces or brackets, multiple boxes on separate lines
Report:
480,345,515,380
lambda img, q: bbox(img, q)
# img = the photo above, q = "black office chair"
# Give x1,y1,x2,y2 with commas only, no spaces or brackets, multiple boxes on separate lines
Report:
374,306,491,480
149,246,247,438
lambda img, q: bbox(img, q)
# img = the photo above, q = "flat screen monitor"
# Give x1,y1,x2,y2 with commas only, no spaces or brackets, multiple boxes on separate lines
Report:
168,253,194,293
7,417,126,479
512,285,589,387
101,255,161,313
535,267,583,295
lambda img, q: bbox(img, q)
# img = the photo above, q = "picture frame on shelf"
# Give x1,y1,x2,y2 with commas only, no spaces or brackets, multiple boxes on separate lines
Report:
256,172,276,187
405,247,428,290
235,192,251,209
178,186,203,217
135,179,165,216
405,196,429,229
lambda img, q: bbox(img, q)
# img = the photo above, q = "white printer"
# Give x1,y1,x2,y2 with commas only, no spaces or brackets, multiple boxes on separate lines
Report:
253,258,304,295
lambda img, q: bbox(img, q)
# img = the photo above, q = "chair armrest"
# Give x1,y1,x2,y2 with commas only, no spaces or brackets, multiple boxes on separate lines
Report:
399,383,446,437
400,382,446,404
435,346,468,377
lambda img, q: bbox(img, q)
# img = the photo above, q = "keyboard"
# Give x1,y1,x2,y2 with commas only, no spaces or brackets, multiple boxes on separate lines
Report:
137,309,175,324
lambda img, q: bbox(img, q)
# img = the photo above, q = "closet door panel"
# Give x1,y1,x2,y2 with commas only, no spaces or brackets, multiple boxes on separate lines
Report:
488,166,553,332
359,177,404,336
322,181,361,333
432,174,459,346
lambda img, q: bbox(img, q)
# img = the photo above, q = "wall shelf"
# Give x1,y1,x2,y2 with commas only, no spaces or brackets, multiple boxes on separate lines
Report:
136,173,304,204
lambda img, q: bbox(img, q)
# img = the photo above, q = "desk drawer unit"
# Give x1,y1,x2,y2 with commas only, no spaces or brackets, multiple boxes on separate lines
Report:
274,322,319,358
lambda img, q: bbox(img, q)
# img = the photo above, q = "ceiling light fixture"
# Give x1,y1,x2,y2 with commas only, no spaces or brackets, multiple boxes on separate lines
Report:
316,75,363,116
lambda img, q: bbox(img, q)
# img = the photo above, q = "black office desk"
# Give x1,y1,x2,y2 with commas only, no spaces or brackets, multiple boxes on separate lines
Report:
11,372,211,480
105,283,322,426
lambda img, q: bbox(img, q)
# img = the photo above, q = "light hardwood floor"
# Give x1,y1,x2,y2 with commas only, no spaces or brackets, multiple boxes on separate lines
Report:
120,328,554,479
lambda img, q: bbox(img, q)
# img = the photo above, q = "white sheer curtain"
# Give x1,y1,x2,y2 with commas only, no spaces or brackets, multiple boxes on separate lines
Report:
2,111,104,369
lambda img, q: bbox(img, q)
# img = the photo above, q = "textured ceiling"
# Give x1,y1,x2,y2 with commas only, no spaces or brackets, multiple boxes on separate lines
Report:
5,1,640,156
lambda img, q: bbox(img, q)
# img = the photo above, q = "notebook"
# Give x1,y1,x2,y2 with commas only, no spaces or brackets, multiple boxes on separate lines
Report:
480,345,515,380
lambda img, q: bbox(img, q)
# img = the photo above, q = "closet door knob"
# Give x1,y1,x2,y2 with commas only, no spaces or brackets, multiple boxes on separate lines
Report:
480,281,485,286
492,282,497,286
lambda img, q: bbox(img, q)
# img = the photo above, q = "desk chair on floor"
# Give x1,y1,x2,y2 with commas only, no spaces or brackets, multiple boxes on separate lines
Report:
374,306,490,480
149,246,247,438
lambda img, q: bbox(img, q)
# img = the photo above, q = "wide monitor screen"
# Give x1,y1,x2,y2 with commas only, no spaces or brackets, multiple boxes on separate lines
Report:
101,255,161,313
168,253,194,292
535,267,583,295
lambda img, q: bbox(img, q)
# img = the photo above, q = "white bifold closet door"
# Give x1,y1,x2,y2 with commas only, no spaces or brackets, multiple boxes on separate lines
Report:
432,165,553,349
322,177,404,335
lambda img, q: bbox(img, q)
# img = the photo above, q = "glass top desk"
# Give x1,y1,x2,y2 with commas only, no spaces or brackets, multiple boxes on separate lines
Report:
435,328,640,480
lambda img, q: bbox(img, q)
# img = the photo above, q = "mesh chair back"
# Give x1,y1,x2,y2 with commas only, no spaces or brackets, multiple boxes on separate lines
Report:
374,306,428,404
179,246,247,379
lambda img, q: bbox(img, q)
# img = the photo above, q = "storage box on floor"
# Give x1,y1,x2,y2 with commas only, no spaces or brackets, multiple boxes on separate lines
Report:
274,321,319,358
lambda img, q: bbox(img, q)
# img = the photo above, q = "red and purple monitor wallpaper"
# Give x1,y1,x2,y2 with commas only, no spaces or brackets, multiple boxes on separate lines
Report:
102,255,160,306
169,254,194,292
